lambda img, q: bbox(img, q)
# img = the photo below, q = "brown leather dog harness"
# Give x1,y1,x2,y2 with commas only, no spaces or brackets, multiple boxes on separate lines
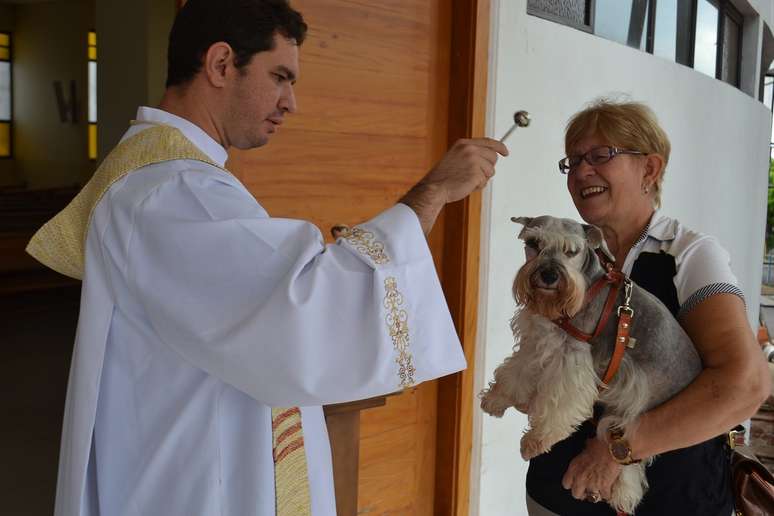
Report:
553,260,635,388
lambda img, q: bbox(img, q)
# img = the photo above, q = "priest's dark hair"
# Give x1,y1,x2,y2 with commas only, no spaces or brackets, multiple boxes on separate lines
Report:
165,0,307,88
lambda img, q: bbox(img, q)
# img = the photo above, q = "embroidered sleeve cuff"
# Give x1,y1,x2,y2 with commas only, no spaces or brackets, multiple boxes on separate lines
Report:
678,282,746,318
336,203,429,267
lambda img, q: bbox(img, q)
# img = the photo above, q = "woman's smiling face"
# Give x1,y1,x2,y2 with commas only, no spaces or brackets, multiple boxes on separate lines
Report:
566,133,650,229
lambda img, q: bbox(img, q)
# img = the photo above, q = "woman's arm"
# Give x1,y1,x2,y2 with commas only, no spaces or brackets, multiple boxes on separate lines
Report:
629,293,770,457
562,293,770,500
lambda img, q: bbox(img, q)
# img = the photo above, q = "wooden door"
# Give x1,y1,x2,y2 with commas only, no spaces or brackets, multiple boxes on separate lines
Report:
228,1,489,513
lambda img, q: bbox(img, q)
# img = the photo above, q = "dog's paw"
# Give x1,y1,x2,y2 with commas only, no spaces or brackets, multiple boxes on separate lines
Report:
479,392,508,417
608,464,647,514
608,489,640,515
520,433,549,460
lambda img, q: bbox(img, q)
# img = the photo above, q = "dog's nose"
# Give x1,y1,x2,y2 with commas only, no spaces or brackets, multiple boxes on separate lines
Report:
540,268,559,285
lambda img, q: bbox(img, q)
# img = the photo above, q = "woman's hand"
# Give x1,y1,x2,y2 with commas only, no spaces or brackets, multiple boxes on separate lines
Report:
562,437,622,502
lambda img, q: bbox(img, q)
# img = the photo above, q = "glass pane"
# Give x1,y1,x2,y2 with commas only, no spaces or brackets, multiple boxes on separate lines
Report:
0,122,10,157
653,0,678,60
764,76,774,112
694,0,719,78
771,118,774,159
721,15,740,86
594,0,649,50
88,31,96,46
0,48,9,61
89,123,97,160
674,0,694,65
0,33,9,47
528,0,588,27
0,62,10,120
88,61,97,123
767,76,774,158
88,46,97,60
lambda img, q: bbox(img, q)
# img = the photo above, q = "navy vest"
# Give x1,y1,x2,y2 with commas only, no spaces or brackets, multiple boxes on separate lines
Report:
525,251,733,515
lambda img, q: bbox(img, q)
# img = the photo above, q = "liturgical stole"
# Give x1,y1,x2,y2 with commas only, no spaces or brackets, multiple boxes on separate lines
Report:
27,124,312,516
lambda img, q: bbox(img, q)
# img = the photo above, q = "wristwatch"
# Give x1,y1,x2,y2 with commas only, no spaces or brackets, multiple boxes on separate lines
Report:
608,427,641,465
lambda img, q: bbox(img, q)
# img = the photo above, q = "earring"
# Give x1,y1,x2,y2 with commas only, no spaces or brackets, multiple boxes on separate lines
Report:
643,184,650,194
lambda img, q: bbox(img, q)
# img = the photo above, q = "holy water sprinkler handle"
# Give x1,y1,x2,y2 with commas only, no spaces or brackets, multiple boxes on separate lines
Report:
499,110,531,143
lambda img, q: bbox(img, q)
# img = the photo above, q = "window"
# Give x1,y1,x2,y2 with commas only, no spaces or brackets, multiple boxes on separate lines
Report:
0,32,11,158
763,75,774,265
689,0,742,86
693,0,719,78
595,0,648,51
526,0,744,90
654,0,694,65
527,0,592,32
88,30,97,160
720,7,742,86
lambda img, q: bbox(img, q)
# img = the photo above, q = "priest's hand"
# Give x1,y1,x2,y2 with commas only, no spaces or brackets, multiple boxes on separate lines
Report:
399,138,509,234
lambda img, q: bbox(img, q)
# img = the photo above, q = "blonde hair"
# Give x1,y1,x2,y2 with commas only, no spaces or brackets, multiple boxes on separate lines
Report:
565,98,671,208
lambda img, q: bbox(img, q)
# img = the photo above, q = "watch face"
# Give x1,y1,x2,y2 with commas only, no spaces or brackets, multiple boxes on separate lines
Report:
610,440,630,460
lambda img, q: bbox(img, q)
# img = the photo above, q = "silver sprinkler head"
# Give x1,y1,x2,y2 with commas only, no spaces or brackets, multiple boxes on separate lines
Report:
500,110,531,143
513,110,531,128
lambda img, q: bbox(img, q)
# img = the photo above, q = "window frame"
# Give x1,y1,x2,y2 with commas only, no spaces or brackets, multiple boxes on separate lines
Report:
714,0,743,87
525,0,745,92
88,29,97,161
526,0,596,34
0,31,13,159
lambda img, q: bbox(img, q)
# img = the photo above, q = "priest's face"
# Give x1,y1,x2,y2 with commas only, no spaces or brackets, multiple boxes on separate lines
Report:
225,34,299,149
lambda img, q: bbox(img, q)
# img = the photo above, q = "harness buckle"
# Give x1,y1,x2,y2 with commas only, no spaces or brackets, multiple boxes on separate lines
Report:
617,278,634,317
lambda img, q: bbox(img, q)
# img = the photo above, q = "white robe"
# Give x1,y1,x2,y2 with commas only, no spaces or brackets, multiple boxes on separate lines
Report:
54,107,466,516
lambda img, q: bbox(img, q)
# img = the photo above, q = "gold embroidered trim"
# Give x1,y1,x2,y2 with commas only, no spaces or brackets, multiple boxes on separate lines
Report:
343,227,390,264
26,124,229,279
270,407,311,515
384,277,415,388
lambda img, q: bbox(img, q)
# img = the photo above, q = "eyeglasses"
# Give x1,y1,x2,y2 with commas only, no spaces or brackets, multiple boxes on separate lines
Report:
558,146,645,175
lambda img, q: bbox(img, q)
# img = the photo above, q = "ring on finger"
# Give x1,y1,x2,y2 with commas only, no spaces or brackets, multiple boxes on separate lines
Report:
584,490,602,503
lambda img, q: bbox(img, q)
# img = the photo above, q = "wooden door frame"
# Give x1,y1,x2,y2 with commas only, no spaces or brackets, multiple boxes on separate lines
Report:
435,0,491,514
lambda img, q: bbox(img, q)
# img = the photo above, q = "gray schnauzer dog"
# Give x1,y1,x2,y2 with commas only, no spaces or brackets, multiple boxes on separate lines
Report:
479,215,702,514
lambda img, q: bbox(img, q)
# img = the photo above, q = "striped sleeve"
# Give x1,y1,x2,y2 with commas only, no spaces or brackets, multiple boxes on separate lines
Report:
673,234,744,318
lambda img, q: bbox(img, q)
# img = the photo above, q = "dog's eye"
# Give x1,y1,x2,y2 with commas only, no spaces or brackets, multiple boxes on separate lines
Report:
525,238,539,250
565,249,579,258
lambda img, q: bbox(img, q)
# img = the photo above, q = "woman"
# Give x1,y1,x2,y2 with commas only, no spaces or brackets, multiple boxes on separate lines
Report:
525,99,771,515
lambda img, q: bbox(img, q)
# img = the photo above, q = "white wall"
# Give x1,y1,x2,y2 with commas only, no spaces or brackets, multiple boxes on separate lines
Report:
473,1,773,514
749,0,774,30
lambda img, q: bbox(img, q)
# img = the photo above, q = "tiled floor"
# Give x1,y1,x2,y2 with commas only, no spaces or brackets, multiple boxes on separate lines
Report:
1,286,79,515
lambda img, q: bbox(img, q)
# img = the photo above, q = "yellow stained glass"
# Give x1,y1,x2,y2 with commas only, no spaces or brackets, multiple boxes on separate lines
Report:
88,47,97,60
0,122,10,157
0,48,8,61
88,31,96,46
89,123,97,160
0,34,9,47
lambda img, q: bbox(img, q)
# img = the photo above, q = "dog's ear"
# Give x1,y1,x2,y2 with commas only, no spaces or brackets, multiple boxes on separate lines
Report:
510,216,533,239
510,216,532,226
583,224,615,263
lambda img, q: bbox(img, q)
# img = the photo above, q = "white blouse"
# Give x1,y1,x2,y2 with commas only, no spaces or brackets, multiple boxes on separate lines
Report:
621,211,744,318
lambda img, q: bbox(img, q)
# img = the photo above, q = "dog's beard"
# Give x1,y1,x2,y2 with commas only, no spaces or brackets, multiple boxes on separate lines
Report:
513,262,586,320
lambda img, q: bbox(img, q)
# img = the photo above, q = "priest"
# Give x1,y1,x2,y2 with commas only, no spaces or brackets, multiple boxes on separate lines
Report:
27,1,509,515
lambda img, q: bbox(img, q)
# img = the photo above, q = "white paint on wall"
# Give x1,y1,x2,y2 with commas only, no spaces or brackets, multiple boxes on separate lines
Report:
472,1,773,515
